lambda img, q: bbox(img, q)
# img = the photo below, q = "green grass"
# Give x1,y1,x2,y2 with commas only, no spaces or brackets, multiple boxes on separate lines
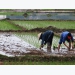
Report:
0,20,22,30
0,20,75,30
3,61,75,65
12,20,75,30
0,54,75,65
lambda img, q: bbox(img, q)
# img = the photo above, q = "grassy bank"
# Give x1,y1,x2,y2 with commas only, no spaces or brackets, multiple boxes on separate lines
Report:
0,54,75,65
0,20,22,30
3,61,75,65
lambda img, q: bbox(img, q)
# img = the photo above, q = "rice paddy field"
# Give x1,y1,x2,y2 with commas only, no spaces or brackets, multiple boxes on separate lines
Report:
0,20,22,30
0,20,75,65
11,20,75,48
13,32,59,48
0,20,74,49
12,20,75,29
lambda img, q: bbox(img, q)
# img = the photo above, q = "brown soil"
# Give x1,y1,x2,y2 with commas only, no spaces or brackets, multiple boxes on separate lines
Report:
24,50,45,55
24,48,75,57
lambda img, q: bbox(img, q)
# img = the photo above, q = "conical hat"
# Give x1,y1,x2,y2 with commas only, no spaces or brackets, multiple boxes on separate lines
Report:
38,32,42,40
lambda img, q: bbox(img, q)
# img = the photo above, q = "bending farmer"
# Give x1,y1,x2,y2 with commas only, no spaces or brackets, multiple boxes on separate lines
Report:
38,30,54,53
58,31,74,51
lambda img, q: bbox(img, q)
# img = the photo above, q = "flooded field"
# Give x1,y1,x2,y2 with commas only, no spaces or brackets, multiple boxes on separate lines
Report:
0,32,75,57
0,33,36,57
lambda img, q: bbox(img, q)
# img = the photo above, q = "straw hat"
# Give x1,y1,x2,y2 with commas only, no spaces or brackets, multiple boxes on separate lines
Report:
38,32,42,40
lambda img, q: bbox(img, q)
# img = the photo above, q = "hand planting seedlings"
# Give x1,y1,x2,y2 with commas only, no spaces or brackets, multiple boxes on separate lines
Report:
58,31,74,52
38,30,54,53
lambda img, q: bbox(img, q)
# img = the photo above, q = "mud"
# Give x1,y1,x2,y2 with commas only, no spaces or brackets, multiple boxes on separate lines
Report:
0,25,75,57
0,32,75,57
0,33,37,57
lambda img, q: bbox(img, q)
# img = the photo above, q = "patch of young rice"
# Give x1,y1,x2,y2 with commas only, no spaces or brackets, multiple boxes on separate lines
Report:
0,20,22,30
23,24,35,29
12,21,50,30
52,36,59,47
12,21,36,30
14,32,64,49
12,21,75,29
14,33,40,48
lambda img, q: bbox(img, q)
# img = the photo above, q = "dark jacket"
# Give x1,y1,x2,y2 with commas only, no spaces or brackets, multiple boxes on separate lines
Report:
40,30,54,45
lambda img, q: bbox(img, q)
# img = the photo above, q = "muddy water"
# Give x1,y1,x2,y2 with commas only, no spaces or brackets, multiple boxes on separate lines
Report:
7,12,75,20
0,33,36,57
0,33,75,57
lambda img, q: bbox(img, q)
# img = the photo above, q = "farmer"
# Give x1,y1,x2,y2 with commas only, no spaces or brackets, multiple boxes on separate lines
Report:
38,30,54,53
58,31,74,51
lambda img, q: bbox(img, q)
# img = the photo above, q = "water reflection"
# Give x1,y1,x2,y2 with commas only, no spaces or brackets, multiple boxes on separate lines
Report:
7,12,75,20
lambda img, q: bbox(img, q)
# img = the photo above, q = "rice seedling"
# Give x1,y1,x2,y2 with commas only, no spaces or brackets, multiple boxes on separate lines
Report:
13,32,61,48
0,20,22,30
14,32,40,48
12,20,75,30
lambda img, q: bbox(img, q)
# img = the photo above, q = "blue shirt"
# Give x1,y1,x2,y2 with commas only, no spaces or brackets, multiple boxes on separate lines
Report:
59,31,74,44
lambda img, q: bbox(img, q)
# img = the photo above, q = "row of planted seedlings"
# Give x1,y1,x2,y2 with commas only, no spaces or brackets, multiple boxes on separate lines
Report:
13,32,71,53
10,20,75,49
0,20,22,30
11,20,73,50
1,20,75,31
11,20,72,49
0,20,72,49
13,32,62,49
11,20,75,29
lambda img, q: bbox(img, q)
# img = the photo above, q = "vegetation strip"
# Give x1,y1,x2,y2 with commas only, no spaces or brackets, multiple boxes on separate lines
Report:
0,54,75,62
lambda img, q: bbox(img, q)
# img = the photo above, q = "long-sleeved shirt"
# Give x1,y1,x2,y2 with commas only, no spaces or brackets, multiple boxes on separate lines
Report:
41,30,53,45
59,31,74,44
